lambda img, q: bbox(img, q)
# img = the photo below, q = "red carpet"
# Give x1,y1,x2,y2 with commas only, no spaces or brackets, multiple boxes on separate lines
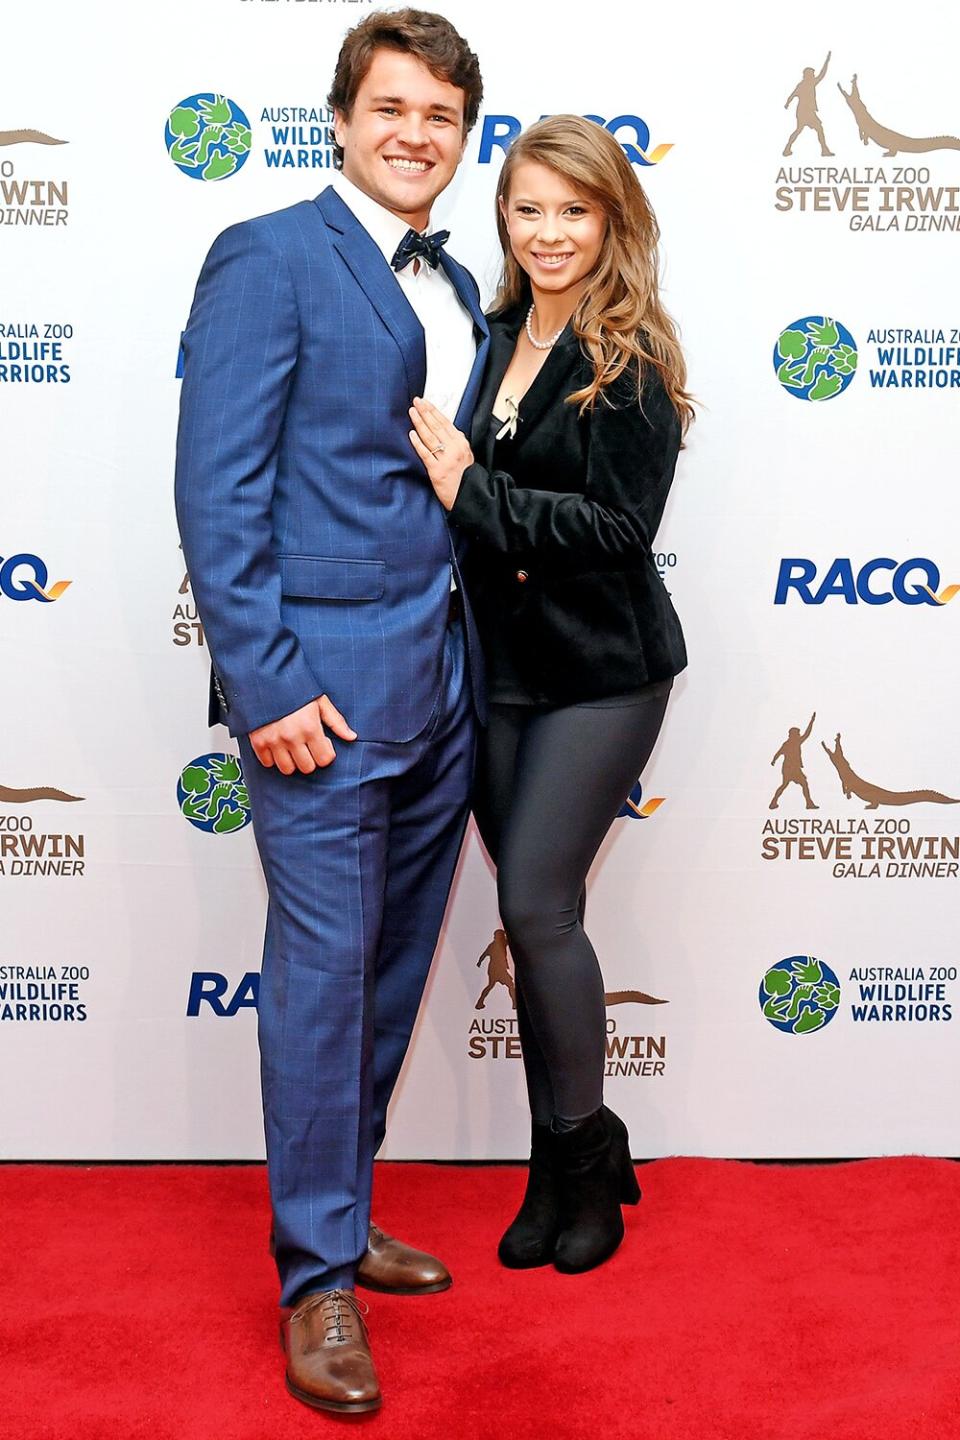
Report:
3,1158,959,1439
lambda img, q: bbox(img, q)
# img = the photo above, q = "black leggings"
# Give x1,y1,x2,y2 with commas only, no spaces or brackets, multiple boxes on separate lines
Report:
473,688,671,1125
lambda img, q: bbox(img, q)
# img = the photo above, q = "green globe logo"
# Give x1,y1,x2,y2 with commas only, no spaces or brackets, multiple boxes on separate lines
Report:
165,93,251,181
773,316,857,401
177,752,251,834
759,955,841,1034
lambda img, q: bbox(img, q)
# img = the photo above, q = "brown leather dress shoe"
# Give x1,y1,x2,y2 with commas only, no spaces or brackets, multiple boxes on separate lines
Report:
269,1220,452,1296
356,1222,452,1295
280,1289,381,1414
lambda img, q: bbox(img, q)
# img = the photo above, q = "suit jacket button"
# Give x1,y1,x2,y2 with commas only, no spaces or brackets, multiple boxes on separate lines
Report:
516,570,529,583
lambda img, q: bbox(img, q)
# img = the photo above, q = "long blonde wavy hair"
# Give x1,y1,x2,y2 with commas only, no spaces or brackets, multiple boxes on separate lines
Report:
493,115,694,430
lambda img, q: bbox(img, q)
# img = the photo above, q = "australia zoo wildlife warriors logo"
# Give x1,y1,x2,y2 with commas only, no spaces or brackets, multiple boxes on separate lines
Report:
177,754,251,834
772,317,857,402
470,929,668,1078
762,712,959,880
775,51,960,233
164,95,252,181
759,956,842,1035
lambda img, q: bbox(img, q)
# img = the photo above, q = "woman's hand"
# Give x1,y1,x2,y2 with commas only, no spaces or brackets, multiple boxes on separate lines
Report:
408,396,474,511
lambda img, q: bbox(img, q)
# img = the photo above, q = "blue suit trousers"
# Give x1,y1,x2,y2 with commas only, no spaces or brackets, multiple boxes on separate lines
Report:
239,618,474,1305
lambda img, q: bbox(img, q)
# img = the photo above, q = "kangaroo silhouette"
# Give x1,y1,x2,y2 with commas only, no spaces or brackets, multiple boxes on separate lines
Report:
0,784,83,803
838,75,960,155
783,53,834,156
770,713,818,810
822,733,959,809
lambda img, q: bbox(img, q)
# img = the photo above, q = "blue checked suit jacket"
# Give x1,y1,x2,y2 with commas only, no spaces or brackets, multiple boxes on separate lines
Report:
175,186,489,741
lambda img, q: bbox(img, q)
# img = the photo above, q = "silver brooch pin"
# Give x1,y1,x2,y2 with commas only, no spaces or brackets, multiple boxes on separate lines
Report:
495,395,520,441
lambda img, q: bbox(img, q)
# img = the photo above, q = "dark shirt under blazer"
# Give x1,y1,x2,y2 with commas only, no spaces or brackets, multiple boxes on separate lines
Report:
451,302,687,705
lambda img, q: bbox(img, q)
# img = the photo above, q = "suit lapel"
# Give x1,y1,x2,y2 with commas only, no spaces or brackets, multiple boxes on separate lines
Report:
471,308,582,450
470,310,523,450
512,324,581,436
315,187,426,399
437,251,489,433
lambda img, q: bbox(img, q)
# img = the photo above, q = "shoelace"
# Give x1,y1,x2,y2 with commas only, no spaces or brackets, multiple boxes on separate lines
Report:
290,1288,369,1345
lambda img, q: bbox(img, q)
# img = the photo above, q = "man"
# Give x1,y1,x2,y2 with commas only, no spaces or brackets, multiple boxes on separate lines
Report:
175,10,486,1415
783,53,833,157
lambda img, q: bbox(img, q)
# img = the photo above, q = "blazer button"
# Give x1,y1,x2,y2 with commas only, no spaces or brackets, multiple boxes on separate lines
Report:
515,569,529,583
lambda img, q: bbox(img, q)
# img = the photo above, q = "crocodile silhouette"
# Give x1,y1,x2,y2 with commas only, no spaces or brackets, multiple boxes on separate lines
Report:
0,129,67,147
822,733,959,810
838,75,960,156
0,783,83,803
604,990,668,1006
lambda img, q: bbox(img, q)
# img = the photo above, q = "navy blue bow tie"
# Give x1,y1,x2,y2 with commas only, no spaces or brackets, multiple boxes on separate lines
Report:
391,227,450,272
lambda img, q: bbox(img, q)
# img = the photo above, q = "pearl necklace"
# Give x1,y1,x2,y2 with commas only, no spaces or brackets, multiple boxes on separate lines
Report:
525,304,566,350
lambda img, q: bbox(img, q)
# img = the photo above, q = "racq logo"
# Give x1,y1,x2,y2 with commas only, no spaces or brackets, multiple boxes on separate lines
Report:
775,558,959,606
478,113,672,166
0,552,71,602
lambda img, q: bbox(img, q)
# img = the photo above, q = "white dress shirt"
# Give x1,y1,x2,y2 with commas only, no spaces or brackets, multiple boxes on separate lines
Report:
331,170,477,421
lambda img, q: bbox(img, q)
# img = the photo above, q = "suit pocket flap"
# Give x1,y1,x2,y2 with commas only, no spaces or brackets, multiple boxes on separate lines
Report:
278,555,385,601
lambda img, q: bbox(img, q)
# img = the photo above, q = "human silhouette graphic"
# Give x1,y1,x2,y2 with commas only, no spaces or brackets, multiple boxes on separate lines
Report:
784,53,834,156
770,712,818,810
475,928,516,1009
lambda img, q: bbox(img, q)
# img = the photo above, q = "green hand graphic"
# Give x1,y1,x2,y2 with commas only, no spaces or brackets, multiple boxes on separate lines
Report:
197,94,232,126
791,958,823,986
213,805,248,834
808,372,843,401
203,151,238,181
211,756,242,785
794,1007,826,1034
807,318,839,348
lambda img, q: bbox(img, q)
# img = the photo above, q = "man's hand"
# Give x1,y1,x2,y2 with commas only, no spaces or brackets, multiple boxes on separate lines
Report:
248,695,356,774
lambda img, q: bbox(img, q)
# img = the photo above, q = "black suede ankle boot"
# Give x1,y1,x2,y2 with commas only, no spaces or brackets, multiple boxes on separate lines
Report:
497,1122,562,1268
552,1105,641,1274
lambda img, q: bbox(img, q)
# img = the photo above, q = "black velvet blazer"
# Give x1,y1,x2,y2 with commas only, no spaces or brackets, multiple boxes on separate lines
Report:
450,302,687,705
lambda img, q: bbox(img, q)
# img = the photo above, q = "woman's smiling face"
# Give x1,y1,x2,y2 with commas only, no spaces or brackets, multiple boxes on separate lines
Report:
499,160,607,300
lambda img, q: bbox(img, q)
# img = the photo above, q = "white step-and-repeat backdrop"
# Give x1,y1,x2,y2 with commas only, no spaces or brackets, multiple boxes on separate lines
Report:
4,0,959,1159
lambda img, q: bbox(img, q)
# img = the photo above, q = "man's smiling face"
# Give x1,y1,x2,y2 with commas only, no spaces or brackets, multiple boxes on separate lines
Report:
334,48,468,231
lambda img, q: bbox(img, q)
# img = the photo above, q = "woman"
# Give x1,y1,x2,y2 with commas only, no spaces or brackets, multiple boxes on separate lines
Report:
409,115,693,1274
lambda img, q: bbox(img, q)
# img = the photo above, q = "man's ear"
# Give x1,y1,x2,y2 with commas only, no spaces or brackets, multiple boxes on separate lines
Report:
332,108,347,150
